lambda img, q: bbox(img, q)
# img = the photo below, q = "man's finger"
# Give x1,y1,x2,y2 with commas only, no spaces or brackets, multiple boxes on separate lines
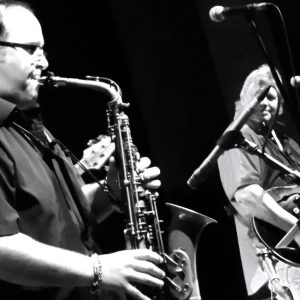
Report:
140,167,160,181
136,157,151,172
126,284,151,300
144,180,161,190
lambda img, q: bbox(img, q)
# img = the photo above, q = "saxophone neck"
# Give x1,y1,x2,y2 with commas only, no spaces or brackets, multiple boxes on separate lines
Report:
39,72,121,101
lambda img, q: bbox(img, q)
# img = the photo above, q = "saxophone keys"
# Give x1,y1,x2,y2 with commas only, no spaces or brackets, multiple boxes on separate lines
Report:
165,277,183,292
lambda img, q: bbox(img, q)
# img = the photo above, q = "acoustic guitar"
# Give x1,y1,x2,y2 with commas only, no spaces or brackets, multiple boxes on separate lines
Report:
252,185,300,266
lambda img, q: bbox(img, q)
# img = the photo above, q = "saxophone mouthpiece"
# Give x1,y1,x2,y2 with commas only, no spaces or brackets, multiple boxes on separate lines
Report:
38,71,56,86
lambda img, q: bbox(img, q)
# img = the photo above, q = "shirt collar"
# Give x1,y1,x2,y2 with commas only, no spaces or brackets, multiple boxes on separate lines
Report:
0,98,17,126
247,120,269,135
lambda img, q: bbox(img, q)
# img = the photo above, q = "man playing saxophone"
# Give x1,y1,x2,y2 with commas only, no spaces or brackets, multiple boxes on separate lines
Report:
0,1,165,299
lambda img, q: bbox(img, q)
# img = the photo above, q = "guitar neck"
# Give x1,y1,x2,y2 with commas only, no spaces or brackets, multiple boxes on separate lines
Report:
75,143,115,175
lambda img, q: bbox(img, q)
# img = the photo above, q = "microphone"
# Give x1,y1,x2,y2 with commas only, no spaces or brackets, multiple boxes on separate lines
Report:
187,86,271,190
209,3,270,23
290,76,300,87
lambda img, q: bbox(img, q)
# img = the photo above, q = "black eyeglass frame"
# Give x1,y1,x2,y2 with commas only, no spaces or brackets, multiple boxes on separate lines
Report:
0,40,43,55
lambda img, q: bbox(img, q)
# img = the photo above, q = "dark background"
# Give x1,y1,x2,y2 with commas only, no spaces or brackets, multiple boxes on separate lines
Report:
26,0,300,299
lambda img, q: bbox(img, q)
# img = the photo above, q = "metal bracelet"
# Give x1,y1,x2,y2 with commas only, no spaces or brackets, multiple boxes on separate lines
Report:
90,253,103,294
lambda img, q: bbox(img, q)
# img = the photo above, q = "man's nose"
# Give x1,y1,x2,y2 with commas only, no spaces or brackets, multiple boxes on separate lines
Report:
36,53,49,70
259,97,269,107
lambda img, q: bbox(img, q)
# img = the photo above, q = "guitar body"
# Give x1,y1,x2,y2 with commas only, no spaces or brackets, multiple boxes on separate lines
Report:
252,217,300,266
252,185,300,267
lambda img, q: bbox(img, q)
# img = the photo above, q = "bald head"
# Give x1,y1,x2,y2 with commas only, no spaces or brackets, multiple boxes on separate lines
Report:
0,1,48,110
0,1,34,39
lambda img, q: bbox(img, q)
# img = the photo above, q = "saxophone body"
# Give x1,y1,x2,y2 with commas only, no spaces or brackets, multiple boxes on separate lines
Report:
40,74,217,300
105,86,217,300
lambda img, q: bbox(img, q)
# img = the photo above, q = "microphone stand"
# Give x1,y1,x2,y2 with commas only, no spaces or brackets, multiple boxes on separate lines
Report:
245,12,300,131
187,86,270,189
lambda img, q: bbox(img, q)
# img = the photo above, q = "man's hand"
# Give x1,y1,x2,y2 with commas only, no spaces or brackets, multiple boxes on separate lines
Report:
106,156,161,205
136,157,161,190
100,249,165,300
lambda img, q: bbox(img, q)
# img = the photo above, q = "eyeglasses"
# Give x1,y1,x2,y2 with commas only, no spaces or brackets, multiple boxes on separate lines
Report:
0,40,44,56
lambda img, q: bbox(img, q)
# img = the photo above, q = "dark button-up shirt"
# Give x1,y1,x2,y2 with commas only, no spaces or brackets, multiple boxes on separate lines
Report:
0,98,96,299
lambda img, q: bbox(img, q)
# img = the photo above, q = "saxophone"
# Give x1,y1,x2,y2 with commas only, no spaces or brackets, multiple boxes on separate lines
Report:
39,73,217,300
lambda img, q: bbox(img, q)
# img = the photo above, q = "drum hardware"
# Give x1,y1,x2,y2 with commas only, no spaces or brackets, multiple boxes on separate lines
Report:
256,247,294,300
